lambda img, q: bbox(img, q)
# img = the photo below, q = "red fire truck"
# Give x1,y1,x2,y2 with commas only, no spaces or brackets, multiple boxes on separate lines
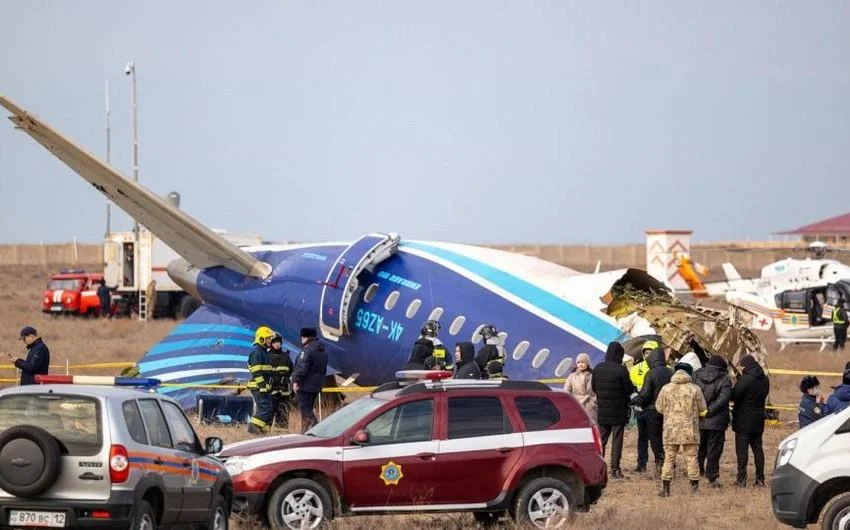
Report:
41,269,105,316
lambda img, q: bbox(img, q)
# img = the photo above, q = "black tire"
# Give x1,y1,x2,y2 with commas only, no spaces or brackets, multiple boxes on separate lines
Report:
130,500,157,530
178,296,201,319
513,477,578,529
202,495,229,530
473,510,505,527
267,477,333,530
821,491,850,530
0,425,62,497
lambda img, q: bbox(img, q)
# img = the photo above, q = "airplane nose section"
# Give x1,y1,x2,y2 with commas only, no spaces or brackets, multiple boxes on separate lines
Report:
167,258,201,301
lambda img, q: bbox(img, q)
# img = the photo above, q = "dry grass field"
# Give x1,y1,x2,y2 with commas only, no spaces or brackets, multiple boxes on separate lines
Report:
0,264,843,529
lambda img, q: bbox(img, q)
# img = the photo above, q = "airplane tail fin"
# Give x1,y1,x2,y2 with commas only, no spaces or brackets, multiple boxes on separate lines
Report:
0,95,271,278
722,263,742,281
135,304,269,409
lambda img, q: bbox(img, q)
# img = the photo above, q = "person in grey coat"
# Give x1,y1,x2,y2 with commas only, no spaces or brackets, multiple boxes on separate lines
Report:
694,355,732,488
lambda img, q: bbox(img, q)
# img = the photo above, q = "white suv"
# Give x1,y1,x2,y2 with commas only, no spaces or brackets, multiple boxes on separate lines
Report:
772,405,850,529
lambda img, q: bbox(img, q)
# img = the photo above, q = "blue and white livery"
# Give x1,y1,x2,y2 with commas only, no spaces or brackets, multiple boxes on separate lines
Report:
0,95,666,409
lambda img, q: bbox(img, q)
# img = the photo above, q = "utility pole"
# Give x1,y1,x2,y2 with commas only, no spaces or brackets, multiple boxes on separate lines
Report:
105,79,111,237
125,61,139,234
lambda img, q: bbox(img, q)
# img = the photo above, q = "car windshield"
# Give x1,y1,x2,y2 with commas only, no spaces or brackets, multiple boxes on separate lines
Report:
306,396,387,439
49,279,82,290
0,394,102,456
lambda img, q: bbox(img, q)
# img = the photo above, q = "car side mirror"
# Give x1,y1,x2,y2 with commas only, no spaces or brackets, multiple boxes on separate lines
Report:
204,436,223,455
350,430,370,446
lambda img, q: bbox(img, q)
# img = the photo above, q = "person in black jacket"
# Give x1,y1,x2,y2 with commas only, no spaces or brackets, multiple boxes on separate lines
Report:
695,355,733,488
798,375,826,429
9,326,49,386
590,341,634,479
635,347,672,477
405,331,435,370
731,354,770,487
453,342,483,379
292,328,328,433
475,325,505,379
268,333,294,428
96,281,111,318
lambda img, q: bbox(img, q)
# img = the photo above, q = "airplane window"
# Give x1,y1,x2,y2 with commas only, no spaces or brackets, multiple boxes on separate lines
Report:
554,357,574,377
471,324,486,344
406,299,422,319
498,331,508,344
532,348,550,369
449,316,466,335
364,283,379,303
428,307,444,321
385,291,400,311
512,341,530,361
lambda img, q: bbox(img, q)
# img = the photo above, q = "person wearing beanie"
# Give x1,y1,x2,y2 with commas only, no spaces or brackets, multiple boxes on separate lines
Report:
823,362,850,415
680,352,703,374
655,364,707,496
731,354,770,488
591,341,635,479
798,375,826,429
695,355,732,487
564,352,597,422
292,327,328,433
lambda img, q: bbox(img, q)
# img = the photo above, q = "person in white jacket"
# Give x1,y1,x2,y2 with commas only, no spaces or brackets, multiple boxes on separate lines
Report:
564,352,598,422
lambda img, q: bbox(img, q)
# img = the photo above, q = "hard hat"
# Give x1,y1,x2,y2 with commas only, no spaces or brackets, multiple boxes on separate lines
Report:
478,324,499,340
421,320,441,337
271,332,283,344
254,326,275,344
641,340,659,352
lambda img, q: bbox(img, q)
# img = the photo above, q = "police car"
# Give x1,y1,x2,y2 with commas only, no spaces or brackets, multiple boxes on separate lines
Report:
772,401,850,529
0,375,231,529
221,370,606,529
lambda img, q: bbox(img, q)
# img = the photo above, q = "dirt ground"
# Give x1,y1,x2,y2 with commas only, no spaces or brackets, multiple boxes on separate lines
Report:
1,264,843,529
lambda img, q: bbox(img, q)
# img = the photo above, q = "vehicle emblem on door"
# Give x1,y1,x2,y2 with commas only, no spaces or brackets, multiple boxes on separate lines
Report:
379,461,403,486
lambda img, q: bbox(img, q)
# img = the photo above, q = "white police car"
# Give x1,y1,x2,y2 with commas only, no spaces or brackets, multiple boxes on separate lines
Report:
772,403,850,529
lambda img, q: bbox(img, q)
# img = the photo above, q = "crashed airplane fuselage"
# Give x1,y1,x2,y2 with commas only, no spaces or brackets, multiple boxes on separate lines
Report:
0,95,765,408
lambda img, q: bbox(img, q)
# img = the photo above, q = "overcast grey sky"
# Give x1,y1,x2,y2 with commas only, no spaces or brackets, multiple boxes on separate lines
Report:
1,1,848,245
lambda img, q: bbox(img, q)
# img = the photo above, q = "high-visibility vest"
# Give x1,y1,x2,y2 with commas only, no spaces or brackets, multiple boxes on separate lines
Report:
833,307,847,325
630,360,649,391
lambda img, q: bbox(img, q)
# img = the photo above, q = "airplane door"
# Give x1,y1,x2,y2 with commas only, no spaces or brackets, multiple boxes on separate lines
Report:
320,233,400,341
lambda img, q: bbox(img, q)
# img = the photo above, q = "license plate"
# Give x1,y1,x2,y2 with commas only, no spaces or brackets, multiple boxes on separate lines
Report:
8,510,66,527
50,306,63,312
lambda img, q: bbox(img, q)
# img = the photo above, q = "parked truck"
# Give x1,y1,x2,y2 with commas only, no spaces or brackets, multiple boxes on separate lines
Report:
103,228,262,320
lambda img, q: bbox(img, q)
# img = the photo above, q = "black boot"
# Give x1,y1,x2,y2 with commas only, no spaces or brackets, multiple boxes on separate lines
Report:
753,478,766,488
690,480,699,494
709,478,722,489
659,480,671,497
610,469,624,479
736,475,747,488
635,464,646,473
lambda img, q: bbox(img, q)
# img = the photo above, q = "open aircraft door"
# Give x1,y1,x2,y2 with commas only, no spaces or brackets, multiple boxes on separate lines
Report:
319,232,401,341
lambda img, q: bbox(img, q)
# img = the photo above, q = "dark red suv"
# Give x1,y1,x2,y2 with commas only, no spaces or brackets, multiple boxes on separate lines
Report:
220,373,606,529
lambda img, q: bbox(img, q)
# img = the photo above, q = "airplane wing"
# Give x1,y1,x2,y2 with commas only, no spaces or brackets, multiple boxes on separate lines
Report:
0,95,271,279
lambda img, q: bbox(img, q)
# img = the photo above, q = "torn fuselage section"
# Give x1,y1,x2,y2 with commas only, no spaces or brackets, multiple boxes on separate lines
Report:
604,273,766,369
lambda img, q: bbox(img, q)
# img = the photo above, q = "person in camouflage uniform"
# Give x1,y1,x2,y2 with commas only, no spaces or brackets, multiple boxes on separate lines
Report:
655,362,708,497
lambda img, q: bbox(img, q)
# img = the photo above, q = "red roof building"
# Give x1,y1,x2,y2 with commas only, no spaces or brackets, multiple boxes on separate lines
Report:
778,213,850,243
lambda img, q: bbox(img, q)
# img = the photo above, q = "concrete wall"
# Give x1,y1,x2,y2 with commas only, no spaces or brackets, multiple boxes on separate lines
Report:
0,241,823,281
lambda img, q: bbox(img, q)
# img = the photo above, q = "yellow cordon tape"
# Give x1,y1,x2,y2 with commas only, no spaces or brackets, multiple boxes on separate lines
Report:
0,362,136,371
767,368,843,377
